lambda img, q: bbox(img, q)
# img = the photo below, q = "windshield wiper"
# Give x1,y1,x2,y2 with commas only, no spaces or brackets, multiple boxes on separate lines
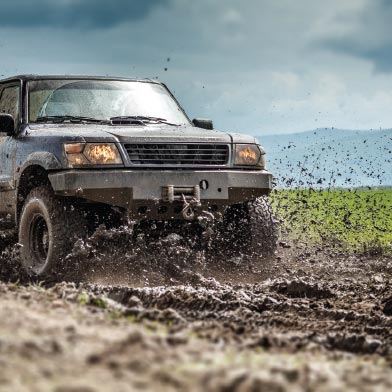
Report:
109,116,180,126
36,115,110,124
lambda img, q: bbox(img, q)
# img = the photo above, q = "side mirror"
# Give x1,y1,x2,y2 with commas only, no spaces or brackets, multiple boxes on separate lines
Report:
0,114,15,136
192,118,214,130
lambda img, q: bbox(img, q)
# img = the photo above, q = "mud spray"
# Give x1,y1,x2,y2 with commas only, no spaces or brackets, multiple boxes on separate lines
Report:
1,137,392,391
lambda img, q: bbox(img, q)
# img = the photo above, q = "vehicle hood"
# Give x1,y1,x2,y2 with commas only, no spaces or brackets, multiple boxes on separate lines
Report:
27,124,257,144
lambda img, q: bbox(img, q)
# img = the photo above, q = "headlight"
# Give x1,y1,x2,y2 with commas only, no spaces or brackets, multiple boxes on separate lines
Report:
64,143,122,167
234,144,264,168
84,143,122,164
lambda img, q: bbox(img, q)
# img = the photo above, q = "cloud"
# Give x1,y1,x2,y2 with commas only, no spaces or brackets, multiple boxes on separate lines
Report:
318,0,392,72
2,0,392,134
0,0,170,29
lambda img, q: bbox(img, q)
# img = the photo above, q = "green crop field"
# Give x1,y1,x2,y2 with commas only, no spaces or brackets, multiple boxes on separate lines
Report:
270,189,392,254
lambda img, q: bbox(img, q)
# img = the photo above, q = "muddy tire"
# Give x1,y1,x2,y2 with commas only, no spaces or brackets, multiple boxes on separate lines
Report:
18,186,87,277
215,196,279,259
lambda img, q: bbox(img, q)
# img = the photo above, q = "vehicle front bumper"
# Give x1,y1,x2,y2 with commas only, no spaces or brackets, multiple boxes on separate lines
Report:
49,169,273,217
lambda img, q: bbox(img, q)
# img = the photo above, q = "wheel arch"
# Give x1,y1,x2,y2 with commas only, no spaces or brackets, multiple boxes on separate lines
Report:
16,165,52,224
16,152,62,224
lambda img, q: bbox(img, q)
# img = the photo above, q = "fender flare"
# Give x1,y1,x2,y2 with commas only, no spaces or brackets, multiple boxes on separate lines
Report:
16,152,62,188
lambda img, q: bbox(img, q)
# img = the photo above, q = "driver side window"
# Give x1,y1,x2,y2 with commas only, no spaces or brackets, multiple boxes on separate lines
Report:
0,85,20,121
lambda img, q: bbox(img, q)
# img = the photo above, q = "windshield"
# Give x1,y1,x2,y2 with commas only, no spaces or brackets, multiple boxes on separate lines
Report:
28,79,190,125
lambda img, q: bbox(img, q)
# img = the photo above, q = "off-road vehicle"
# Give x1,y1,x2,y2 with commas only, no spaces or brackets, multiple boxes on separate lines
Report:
0,75,277,277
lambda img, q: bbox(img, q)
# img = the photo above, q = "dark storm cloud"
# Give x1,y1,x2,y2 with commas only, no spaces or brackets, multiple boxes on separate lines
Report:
0,0,170,29
2,0,392,133
319,0,392,72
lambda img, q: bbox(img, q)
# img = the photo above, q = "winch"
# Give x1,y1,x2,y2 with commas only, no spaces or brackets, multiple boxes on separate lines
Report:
162,185,202,221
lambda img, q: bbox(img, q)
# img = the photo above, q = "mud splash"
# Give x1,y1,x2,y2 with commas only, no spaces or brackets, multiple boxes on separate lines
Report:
38,220,270,286
0,245,391,391
1,221,392,391
0,183,391,391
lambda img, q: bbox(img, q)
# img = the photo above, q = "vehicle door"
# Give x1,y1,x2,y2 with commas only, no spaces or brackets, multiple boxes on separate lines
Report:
0,83,20,226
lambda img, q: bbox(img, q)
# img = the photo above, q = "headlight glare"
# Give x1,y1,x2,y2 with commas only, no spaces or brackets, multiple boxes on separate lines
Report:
64,143,122,167
84,143,122,165
234,144,263,167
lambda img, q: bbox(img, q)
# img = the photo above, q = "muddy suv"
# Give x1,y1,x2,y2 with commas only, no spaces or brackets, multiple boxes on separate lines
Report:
0,75,277,277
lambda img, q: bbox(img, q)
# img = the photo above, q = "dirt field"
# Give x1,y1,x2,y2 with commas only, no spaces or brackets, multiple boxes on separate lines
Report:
0,230,392,391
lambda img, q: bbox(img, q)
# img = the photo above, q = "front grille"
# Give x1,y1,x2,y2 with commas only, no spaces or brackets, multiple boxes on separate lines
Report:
124,143,229,165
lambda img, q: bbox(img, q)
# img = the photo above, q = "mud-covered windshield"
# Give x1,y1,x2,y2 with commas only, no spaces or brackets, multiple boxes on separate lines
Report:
28,79,190,125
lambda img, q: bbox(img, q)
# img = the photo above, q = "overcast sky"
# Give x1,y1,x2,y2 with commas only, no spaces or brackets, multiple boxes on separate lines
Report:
1,0,391,135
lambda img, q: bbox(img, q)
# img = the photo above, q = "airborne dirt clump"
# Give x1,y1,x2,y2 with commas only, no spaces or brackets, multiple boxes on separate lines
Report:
0,227,392,391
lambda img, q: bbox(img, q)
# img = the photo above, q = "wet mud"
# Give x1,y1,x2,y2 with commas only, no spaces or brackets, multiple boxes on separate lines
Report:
0,225,391,391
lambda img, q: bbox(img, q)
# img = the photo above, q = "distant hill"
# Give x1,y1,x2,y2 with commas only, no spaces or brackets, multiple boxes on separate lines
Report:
257,128,392,188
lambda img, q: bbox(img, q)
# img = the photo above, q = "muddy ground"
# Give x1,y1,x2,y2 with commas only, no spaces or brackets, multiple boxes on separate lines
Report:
0,229,392,392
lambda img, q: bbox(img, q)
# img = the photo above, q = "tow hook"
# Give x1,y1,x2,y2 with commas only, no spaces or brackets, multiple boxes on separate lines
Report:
181,194,201,221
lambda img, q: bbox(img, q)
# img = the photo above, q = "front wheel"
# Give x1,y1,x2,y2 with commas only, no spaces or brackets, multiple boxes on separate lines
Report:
214,196,279,259
18,186,87,277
